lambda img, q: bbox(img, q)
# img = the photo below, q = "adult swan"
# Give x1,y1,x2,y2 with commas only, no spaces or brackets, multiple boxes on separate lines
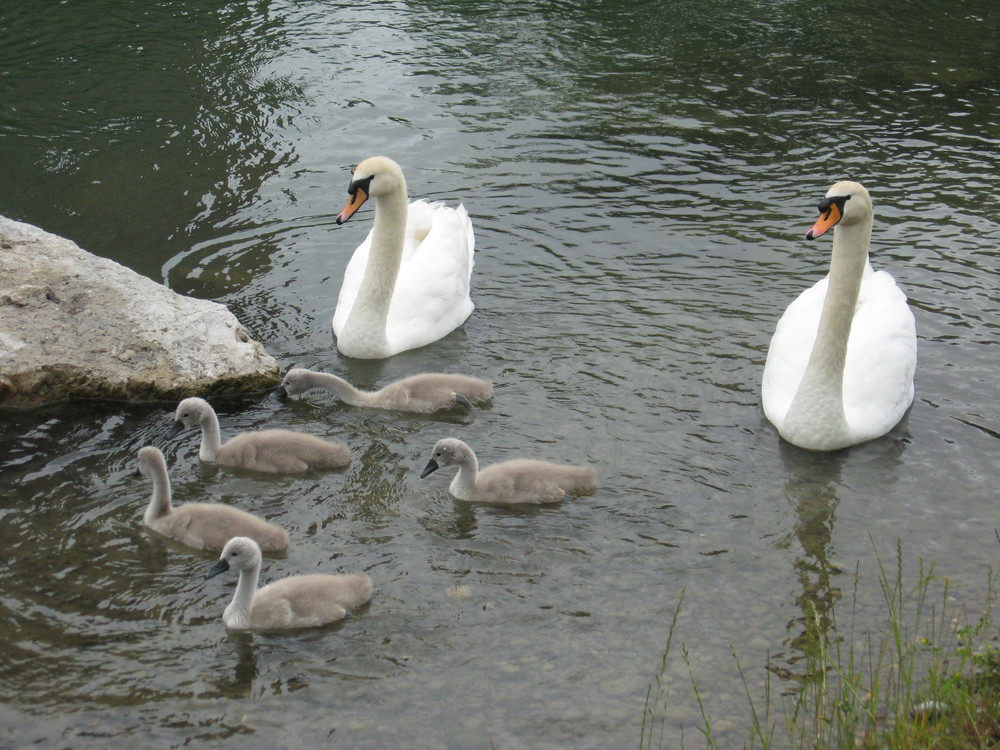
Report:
332,156,475,359
762,181,917,451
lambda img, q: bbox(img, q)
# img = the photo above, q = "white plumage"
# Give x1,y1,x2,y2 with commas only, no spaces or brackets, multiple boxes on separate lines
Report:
762,181,917,451
332,156,474,359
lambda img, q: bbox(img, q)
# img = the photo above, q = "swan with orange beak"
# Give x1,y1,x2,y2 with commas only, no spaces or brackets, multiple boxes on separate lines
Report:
761,181,917,451
331,156,475,359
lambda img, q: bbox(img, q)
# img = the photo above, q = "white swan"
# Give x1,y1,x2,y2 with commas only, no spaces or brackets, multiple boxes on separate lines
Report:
762,181,917,451
332,156,475,359
136,446,288,552
419,438,597,504
168,397,350,473
203,536,372,630
276,368,493,413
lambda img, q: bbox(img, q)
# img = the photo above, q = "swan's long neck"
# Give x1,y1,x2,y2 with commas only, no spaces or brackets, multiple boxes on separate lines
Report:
303,371,371,406
449,444,479,500
198,411,224,461
783,219,872,444
224,564,260,629
341,183,408,355
143,458,173,523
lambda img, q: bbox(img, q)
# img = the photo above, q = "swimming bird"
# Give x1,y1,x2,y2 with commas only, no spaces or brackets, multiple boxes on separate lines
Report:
168,397,350,473
136,446,288,551
203,536,372,630
761,181,917,451
332,156,475,359
419,437,596,504
276,368,493,413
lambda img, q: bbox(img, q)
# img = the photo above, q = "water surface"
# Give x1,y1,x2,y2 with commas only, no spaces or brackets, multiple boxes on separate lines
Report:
1,0,998,746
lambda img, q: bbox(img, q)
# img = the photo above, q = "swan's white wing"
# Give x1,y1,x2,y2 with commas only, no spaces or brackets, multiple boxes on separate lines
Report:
384,200,475,353
842,270,916,439
761,276,828,428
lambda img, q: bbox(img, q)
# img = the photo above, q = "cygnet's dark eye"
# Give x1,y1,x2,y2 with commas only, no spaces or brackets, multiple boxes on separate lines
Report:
230,551,237,557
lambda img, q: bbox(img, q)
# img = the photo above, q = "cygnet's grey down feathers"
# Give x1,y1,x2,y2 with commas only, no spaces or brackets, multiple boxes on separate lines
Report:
137,446,288,551
420,437,596,504
277,368,493,413
204,536,372,630
206,429,351,473
170,396,350,473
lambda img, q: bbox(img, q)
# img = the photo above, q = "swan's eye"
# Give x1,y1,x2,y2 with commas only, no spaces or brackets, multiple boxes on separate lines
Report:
817,195,850,216
348,175,374,196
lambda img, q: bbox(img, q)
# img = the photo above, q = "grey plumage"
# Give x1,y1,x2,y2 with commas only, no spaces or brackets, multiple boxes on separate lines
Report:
420,438,597,504
170,396,350,473
204,537,372,630
137,446,288,551
277,368,493,413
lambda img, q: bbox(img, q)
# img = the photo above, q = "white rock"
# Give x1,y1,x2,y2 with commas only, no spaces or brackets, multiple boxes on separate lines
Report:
0,216,279,407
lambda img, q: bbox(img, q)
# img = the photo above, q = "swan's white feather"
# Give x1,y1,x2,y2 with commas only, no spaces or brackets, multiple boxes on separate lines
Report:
762,182,916,450
333,199,474,355
763,268,916,444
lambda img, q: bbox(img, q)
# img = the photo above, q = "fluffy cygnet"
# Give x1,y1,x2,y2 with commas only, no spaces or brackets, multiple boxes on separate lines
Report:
276,368,493,413
136,446,288,552
419,437,597,504
204,536,372,630
168,397,350,473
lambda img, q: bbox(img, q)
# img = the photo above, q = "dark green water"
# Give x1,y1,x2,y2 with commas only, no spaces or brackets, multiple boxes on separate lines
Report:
1,0,998,746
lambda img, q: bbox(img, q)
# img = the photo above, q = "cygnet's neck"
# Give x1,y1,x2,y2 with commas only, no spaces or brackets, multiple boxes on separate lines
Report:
143,457,173,523
197,410,224,461
303,371,372,407
784,218,872,444
340,184,408,356
224,564,260,629
449,443,480,500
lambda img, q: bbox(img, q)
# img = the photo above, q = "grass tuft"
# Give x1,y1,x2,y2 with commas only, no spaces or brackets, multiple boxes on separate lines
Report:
641,538,999,748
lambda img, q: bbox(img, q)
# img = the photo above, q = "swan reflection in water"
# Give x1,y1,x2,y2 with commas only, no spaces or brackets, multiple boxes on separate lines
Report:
769,427,910,682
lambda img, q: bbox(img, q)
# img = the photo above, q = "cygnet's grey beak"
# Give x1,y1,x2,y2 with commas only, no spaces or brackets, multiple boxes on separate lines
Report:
274,385,289,401
132,468,142,478
204,558,230,580
166,420,185,439
419,458,439,479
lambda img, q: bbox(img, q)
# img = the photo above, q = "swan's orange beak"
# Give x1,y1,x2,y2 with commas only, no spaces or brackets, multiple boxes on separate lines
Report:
806,202,842,240
336,187,369,225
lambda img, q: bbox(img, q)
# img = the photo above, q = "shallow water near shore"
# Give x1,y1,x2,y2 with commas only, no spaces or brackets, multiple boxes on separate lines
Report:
1,0,998,746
